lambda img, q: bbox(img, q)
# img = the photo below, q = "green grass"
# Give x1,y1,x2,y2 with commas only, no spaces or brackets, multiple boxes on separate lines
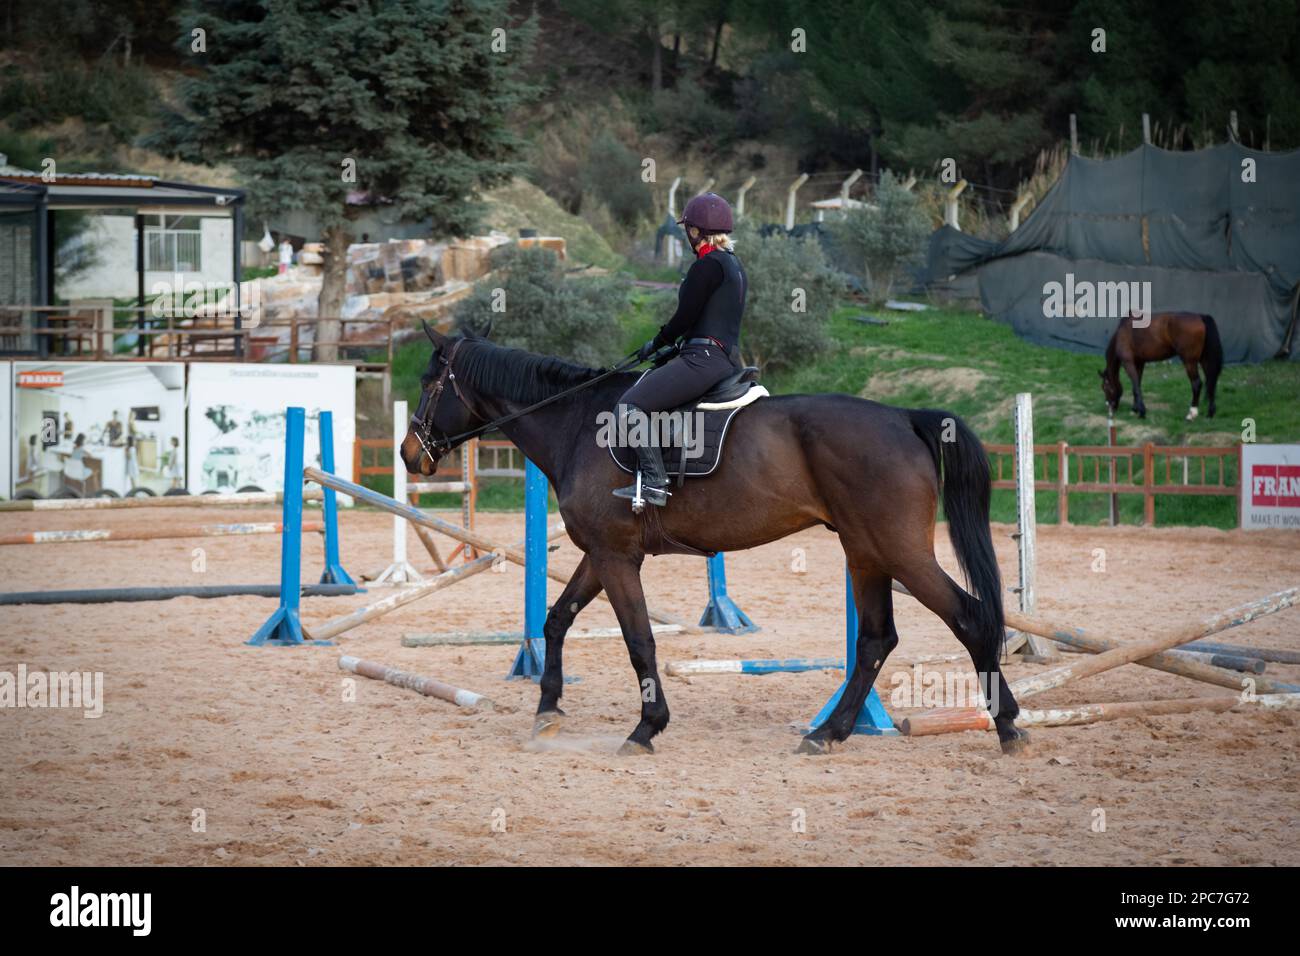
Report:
373,300,1299,527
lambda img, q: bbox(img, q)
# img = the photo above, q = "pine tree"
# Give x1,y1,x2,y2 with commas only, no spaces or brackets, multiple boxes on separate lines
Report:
156,0,539,359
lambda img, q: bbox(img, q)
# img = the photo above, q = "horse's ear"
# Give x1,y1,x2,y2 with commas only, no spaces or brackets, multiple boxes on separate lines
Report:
422,320,446,347
480,317,494,340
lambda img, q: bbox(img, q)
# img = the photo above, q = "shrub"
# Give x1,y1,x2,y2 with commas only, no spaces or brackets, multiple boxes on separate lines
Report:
828,170,931,302
730,221,842,373
452,244,630,367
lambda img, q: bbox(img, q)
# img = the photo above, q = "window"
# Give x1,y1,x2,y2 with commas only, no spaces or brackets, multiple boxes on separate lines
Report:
144,215,202,272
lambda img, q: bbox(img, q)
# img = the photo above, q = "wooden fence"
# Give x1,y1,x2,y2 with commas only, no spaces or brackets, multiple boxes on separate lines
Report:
984,441,1239,525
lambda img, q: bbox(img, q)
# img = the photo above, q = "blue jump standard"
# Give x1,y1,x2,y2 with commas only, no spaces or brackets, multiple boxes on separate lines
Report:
807,567,898,735
698,552,758,633
318,409,355,587
248,406,353,647
507,458,552,680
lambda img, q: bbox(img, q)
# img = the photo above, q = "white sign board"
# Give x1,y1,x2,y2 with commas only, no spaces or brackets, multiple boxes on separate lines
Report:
185,364,356,494
1240,443,1300,530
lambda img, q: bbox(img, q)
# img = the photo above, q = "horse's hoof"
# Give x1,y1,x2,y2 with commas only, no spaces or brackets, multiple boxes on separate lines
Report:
999,731,1032,757
618,740,654,756
532,711,564,739
796,736,832,756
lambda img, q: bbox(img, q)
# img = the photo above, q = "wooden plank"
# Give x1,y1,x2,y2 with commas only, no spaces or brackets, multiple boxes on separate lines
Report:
900,693,1300,736
1007,587,1299,698
339,655,493,710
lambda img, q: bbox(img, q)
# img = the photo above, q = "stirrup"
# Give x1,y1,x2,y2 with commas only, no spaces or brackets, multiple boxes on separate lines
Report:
612,470,669,513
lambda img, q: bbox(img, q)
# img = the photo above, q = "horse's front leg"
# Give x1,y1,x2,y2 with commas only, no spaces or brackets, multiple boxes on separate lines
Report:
533,554,603,738
590,552,669,755
1125,360,1146,417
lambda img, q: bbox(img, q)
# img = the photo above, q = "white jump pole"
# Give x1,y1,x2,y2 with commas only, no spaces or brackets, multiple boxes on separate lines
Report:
373,400,423,586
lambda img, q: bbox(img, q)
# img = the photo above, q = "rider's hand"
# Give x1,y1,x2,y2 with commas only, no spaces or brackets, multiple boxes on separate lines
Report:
636,338,658,362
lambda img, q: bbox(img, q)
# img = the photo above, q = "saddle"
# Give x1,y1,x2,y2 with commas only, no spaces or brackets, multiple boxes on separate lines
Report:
609,366,768,482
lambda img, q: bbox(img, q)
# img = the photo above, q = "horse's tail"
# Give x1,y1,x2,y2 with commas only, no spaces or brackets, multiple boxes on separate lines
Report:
1201,314,1224,379
909,409,1005,655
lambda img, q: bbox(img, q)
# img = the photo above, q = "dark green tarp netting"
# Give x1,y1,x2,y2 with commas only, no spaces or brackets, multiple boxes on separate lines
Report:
925,144,1300,362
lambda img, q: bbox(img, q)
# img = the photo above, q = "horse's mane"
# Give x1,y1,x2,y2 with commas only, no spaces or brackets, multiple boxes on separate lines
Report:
438,333,605,404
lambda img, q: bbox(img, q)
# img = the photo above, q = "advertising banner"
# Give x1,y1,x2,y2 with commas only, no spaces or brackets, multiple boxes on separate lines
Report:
1240,443,1300,530
185,364,356,494
12,362,186,497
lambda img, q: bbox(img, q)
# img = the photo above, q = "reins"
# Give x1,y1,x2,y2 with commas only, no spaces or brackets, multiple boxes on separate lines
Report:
411,343,659,458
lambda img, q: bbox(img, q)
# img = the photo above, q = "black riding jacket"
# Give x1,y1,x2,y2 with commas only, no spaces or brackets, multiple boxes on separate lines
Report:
652,249,747,353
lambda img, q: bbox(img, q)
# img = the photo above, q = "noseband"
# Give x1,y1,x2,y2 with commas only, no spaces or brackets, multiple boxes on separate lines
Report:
409,338,476,463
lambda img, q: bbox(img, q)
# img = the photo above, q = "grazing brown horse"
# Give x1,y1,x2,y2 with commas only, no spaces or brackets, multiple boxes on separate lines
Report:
1100,312,1223,420
401,327,1030,756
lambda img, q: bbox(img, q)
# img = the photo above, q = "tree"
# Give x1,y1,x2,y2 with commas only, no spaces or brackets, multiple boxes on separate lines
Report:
730,221,841,373
451,245,629,367
155,0,539,359
828,171,930,303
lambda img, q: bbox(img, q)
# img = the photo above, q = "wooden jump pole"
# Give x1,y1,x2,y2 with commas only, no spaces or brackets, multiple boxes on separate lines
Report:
306,524,567,642
339,655,493,711
1008,586,1299,699
894,586,1300,737
0,489,324,512
402,624,683,647
1,583,356,606
1185,641,1300,666
891,581,1299,696
901,693,1300,736
303,465,698,632
0,521,323,546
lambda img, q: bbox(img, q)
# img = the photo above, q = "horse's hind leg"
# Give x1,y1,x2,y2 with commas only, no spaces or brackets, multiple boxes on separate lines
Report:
533,554,602,738
1183,356,1202,421
893,558,1028,755
1203,360,1220,418
798,569,896,754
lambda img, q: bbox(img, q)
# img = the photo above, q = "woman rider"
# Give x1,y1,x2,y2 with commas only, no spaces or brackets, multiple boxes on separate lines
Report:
613,192,746,508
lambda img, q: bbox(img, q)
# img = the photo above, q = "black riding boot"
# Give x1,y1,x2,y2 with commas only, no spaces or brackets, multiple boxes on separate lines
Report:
613,405,670,509
613,441,670,508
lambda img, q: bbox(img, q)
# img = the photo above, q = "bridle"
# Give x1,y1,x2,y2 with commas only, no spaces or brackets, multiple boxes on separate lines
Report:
407,337,653,468
409,338,477,464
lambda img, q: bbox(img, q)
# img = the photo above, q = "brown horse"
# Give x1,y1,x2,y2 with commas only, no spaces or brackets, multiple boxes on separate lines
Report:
400,327,1030,757
1100,312,1223,420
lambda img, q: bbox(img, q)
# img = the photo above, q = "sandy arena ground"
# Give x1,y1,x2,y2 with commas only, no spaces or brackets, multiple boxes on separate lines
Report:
1,505,1297,866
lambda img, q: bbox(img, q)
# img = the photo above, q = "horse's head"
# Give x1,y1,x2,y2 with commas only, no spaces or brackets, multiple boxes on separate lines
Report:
1098,367,1122,412
400,322,485,476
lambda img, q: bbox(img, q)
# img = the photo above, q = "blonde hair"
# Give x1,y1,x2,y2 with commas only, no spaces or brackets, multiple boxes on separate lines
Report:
704,232,735,251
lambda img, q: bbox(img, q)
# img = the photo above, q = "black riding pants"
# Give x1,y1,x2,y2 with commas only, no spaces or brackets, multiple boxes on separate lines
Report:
618,342,739,414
